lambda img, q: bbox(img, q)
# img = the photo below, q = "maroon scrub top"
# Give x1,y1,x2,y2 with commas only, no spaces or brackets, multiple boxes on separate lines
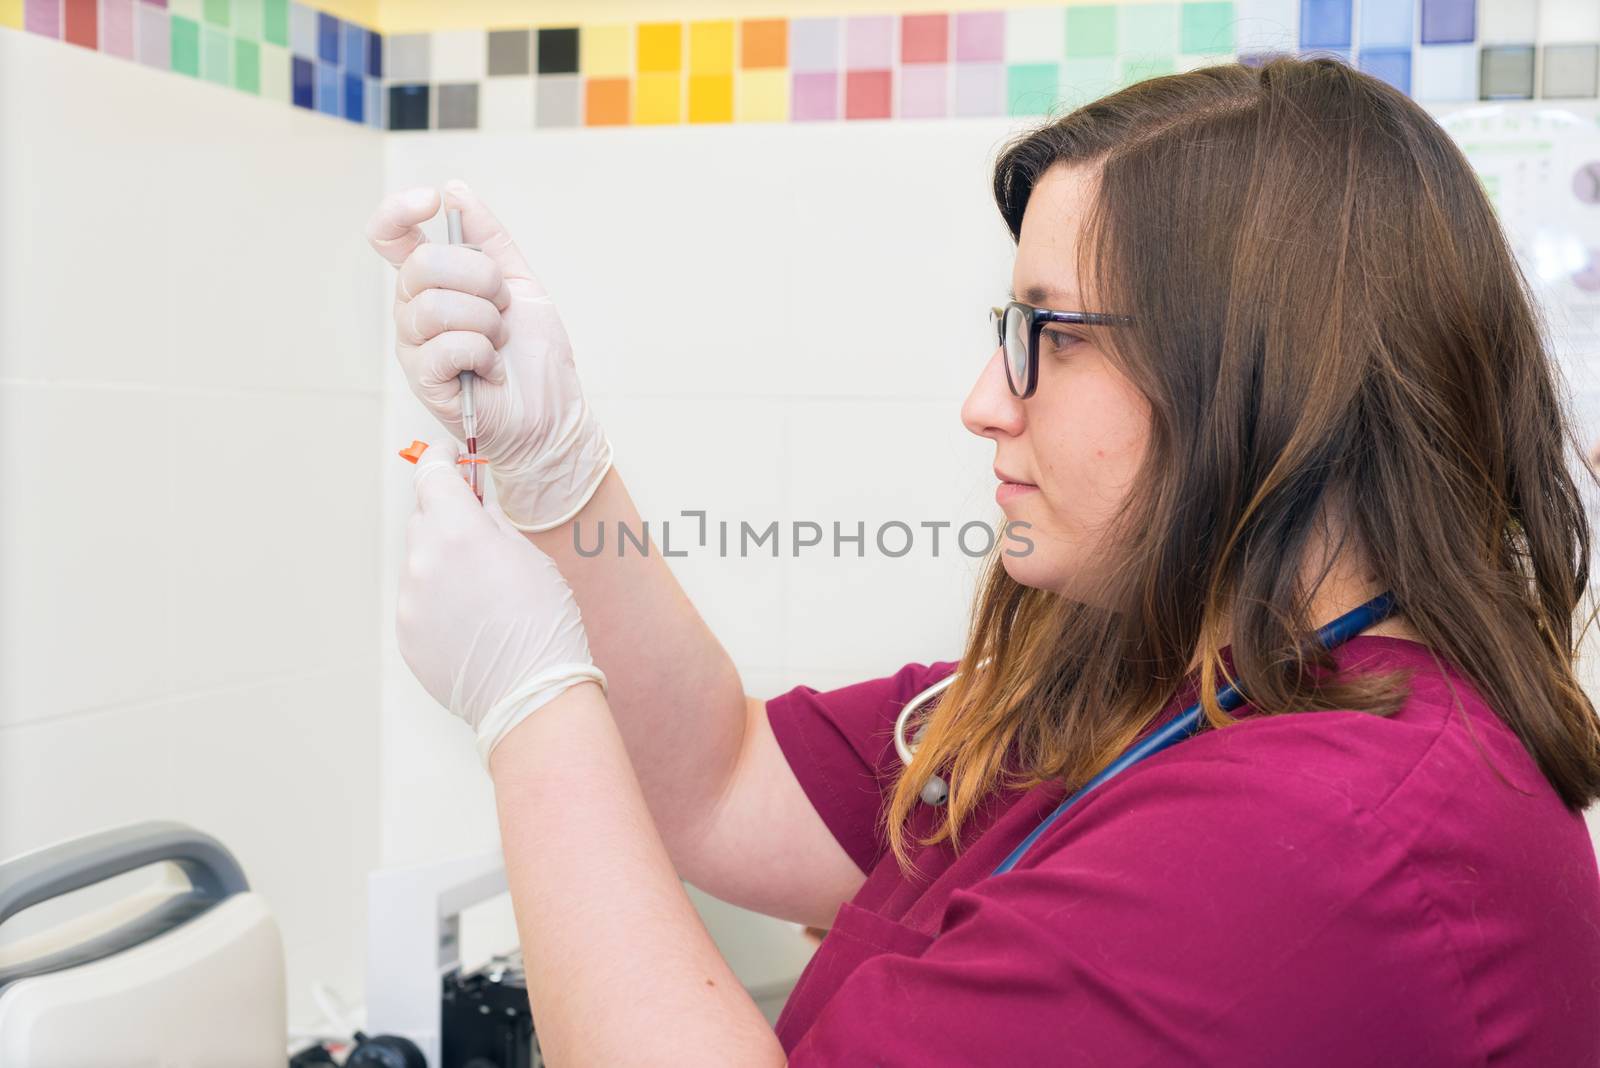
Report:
765,636,1600,1065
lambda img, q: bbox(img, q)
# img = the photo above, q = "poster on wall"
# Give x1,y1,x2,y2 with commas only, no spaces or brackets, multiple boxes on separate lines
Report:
1437,103,1600,486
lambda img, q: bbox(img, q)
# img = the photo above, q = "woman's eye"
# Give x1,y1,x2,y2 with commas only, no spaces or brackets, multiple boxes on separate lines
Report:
1041,328,1081,354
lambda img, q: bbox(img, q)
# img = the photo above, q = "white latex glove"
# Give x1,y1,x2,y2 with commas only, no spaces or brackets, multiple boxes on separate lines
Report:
366,179,613,532
398,437,608,767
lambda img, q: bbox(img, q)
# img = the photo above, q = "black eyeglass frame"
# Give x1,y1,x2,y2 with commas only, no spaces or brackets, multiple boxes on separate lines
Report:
989,300,1137,399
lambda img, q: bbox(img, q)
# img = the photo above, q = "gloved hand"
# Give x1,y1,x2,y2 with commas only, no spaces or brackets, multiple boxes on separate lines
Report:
366,179,613,532
398,437,609,767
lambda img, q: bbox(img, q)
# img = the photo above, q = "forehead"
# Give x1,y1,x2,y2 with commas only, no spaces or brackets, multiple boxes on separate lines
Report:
1013,163,1097,306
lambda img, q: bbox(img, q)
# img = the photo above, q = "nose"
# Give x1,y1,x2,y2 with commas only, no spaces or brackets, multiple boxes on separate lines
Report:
962,344,1026,441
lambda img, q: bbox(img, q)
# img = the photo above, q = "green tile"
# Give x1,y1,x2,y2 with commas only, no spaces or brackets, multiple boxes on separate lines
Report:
232,0,262,40
1181,2,1234,54
202,25,231,84
1120,54,1176,85
261,0,287,47
1008,62,1060,116
203,0,229,29
1061,57,1118,102
1120,4,1179,53
235,36,260,92
171,16,201,76
1066,6,1116,58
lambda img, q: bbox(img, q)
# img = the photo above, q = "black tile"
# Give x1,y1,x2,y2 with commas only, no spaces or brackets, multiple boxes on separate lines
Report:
537,27,579,74
389,84,430,130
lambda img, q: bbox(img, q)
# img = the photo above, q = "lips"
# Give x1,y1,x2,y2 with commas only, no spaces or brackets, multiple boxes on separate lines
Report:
994,467,1036,487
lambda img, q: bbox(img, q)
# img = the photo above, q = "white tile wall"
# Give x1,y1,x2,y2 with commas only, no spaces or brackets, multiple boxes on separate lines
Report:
0,29,384,1034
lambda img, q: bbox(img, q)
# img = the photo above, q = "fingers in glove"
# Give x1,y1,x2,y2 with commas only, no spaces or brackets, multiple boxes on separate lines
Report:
396,243,512,311
415,331,506,391
442,178,548,295
397,288,509,349
367,187,441,267
413,437,495,529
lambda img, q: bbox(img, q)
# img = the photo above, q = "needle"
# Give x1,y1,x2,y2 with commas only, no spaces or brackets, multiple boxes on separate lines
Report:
444,206,484,504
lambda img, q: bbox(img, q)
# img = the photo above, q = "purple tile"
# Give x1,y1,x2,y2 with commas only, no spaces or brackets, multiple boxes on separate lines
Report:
899,63,947,117
136,2,167,66
791,70,839,120
1420,0,1472,45
953,61,1004,115
101,0,134,57
790,17,839,73
292,54,314,107
845,15,893,70
954,11,1003,63
140,0,166,6
25,0,61,37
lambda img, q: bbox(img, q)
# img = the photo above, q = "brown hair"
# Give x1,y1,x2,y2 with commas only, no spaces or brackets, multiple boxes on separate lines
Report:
886,57,1600,873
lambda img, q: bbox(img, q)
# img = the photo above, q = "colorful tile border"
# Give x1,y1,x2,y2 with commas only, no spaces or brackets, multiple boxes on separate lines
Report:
6,1,1600,132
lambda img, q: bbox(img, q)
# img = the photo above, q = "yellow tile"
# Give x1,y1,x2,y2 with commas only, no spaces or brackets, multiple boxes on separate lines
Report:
634,72,681,123
636,21,681,73
688,73,733,123
0,0,21,29
736,68,788,123
582,24,630,78
688,20,734,76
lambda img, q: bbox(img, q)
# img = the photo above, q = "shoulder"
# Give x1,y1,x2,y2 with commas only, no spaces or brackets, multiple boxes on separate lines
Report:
766,659,960,766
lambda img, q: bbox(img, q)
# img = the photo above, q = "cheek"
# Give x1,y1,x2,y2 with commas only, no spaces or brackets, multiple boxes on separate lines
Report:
1034,369,1149,524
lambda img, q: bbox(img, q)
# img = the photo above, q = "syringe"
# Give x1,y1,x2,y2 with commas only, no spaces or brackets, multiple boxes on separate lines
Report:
444,206,485,504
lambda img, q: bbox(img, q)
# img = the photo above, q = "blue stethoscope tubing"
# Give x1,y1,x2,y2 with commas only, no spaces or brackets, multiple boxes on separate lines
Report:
989,592,1398,877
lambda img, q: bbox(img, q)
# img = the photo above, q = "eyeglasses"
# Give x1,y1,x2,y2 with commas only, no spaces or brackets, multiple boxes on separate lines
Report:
988,300,1137,399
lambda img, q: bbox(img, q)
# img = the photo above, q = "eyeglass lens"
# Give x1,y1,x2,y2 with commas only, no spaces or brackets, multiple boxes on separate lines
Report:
1003,305,1031,396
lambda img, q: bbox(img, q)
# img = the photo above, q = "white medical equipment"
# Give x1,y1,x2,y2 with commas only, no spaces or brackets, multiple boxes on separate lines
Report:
0,821,286,1066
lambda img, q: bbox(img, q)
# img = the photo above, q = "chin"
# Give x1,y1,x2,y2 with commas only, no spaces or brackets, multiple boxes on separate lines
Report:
998,545,1068,593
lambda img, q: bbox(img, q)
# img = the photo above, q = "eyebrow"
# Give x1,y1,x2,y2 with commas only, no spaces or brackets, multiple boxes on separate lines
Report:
1008,283,1080,306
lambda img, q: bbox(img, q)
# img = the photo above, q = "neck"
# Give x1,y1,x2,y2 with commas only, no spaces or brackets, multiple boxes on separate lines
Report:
1187,509,1424,673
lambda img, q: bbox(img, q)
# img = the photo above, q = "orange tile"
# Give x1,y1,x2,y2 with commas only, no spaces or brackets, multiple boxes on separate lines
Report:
585,77,630,124
741,18,787,69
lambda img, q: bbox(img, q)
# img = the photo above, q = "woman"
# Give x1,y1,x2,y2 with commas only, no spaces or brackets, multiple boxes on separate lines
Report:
367,58,1600,1064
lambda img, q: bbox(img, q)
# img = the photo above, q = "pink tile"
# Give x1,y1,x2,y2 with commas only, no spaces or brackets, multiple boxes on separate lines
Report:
901,14,948,64
899,63,947,117
954,11,1004,63
845,15,893,70
791,70,839,120
100,0,134,58
845,68,891,118
25,0,61,37
953,61,1004,116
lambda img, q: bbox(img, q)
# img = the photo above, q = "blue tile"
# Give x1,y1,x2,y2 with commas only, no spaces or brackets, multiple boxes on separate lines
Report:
1301,0,1352,49
1360,0,1412,50
365,75,382,126
343,71,364,121
292,55,315,108
342,23,364,70
317,11,340,64
316,59,340,115
1359,48,1411,92
1420,0,1472,46
367,31,382,77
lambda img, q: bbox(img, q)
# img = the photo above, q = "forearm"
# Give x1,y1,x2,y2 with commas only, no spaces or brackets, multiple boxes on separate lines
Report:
523,465,747,856
488,682,784,1067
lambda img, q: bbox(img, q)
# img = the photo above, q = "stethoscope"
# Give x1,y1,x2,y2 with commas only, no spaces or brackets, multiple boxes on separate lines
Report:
892,592,1399,877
